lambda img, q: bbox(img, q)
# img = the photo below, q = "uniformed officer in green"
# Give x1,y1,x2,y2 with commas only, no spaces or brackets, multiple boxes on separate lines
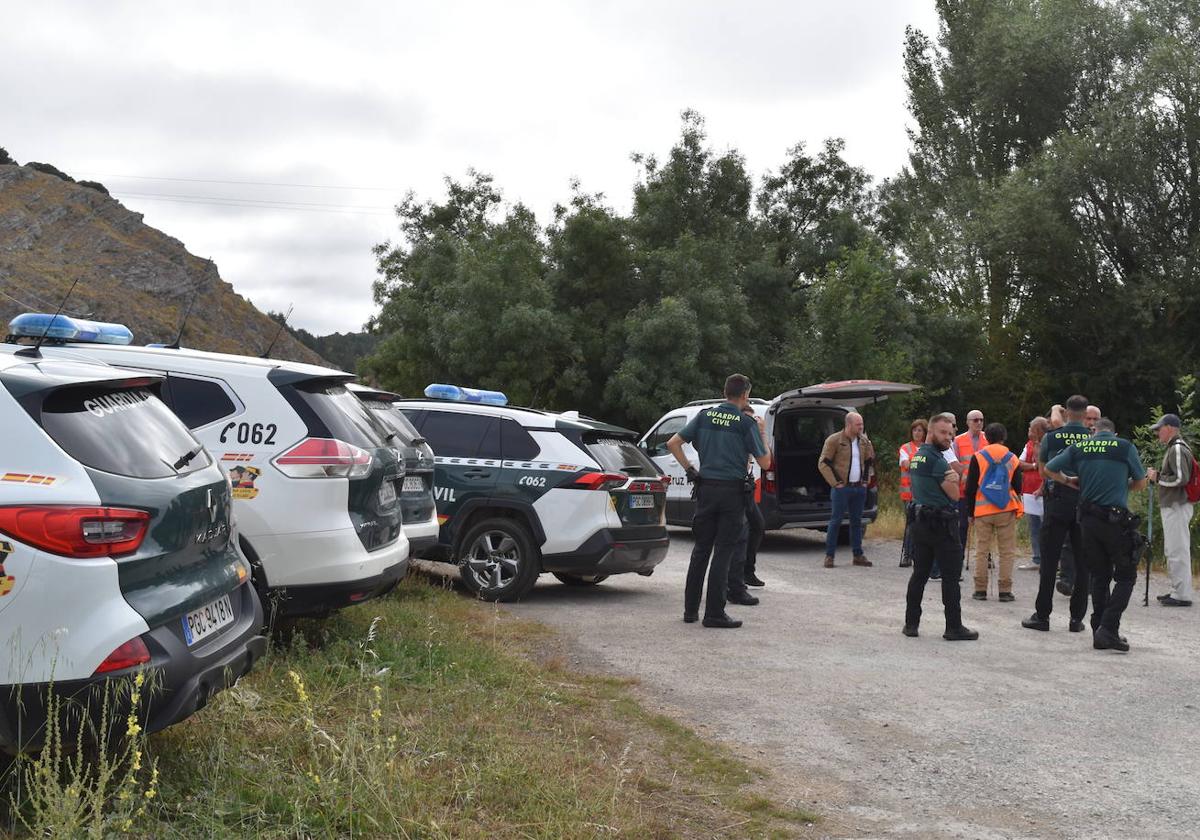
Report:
1023,394,1093,633
667,374,770,628
1044,418,1148,652
903,412,979,641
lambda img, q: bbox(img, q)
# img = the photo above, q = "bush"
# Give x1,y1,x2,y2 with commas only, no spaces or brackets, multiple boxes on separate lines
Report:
24,162,74,183
77,181,110,196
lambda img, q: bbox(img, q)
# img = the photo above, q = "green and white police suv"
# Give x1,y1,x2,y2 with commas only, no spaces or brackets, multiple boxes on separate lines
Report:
0,323,266,752
19,314,409,620
396,385,670,601
347,383,439,555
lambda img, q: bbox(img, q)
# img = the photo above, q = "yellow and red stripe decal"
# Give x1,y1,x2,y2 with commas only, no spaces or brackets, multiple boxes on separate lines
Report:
221,453,255,462
437,514,451,526
1,473,56,486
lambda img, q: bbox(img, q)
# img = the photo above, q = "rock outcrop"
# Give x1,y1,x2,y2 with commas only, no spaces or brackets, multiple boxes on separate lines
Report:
0,163,326,365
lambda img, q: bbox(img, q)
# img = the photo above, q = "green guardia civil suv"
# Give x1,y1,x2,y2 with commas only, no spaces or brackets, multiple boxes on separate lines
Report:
396,385,670,601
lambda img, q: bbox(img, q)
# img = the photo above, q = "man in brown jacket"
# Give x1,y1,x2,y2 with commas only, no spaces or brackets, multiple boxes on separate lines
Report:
818,411,875,568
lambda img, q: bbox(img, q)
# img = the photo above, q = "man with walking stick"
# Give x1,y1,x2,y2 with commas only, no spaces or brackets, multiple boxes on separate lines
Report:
1146,413,1195,607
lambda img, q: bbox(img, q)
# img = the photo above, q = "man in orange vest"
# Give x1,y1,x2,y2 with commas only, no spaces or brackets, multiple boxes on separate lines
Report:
954,409,987,563
964,423,1024,601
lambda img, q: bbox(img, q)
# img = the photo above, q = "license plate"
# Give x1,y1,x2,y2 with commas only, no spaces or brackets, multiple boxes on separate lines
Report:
379,480,398,505
402,475,424,493
182,594,235,646
629,494,655,509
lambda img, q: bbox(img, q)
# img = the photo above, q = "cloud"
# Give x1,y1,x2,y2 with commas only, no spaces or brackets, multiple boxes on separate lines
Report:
1,0,940,335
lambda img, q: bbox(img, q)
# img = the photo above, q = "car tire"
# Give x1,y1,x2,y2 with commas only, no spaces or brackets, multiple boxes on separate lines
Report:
457,517,540,602
551,573,609,586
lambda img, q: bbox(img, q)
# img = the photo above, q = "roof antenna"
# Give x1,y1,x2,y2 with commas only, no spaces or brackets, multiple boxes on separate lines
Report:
16,278,80,359
261,304,293,358
165,288,200,350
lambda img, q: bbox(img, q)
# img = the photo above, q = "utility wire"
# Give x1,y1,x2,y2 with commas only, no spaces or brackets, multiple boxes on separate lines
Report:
109,192,395,217
0,278,95,316
113,189,392,211
78,172,405,192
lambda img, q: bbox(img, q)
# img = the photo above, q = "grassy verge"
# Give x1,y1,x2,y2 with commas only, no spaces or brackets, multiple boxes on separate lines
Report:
3,577,817,838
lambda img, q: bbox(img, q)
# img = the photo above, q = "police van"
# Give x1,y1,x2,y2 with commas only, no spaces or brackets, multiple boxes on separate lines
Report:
0,339,266,751
12,314,410,620
347,383,439,555
639,380,918,537
396,385,670,601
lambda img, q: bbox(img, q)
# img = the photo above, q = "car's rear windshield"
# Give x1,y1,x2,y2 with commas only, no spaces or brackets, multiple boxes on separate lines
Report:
361,399,422,447
38,384,212,479
293,381,391,450
584,434,659,477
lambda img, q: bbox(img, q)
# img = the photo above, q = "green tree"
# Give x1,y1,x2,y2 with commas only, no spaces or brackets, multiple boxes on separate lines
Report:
365,172,572,405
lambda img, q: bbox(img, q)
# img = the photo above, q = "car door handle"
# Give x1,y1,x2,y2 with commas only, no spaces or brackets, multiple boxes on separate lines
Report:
463,468,492,479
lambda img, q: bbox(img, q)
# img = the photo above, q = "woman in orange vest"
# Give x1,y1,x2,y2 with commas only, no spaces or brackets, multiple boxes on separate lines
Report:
963,422,1024,601
897,418,928,567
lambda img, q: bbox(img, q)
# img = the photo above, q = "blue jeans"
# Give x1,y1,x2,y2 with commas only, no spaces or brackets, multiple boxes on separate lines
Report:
825,485,867,558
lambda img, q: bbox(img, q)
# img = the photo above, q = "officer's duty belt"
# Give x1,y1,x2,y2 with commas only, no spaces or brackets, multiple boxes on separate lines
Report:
912,504,957,522
1079,498,1133,525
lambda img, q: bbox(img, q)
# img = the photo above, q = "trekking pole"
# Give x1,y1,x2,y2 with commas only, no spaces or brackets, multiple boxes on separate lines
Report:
1144,486,1155,607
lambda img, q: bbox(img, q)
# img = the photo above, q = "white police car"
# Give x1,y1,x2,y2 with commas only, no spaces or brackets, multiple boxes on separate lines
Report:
639,380,918,536
347,383,439,555
0,337,266,752
11,313,410,621
395,385,670,601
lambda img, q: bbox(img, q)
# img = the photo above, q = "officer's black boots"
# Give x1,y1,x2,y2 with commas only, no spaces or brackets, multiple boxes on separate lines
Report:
745,572,766,587
902,625,919,637
702,614,743,628
1069,619,1086,632
1021,613,1051,631
943,625,980,641
1093,627,1130,651
727,591,759,606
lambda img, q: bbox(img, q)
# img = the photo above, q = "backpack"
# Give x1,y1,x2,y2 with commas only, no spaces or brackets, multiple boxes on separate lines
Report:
979,450,1016,509
1171,440,1200,504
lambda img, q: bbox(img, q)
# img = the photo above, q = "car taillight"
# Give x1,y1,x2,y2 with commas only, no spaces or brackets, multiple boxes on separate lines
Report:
628,479,667,493
0,506,149,558
93,637,151,675
764,456,777,496
571,472,628,491
273,437,373,479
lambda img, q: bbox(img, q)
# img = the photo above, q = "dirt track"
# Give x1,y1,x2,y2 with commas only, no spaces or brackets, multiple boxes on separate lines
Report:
496,527,1200,839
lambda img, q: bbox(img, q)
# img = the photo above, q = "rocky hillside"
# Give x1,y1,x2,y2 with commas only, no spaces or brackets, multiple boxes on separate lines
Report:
0,162,326,366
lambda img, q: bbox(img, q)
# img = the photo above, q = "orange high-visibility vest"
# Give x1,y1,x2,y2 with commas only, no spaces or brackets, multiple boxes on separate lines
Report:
972,443,1022,518
954,431,985,486
899,441,919,502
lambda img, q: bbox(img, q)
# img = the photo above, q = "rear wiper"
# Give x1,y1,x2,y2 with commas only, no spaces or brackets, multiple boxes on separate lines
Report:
173,447,202,471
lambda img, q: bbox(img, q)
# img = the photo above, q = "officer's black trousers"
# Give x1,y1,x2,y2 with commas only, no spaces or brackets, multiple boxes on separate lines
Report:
1035,497,1088,622
728,491,764,593
686,483,747,618
905,515,964,630
1081,514,1137,634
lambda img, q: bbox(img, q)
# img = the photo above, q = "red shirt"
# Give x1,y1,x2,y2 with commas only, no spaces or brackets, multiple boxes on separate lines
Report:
1020,440,1042,495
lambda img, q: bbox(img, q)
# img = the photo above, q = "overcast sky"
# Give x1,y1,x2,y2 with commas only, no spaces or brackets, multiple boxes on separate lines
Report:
3,1,939,335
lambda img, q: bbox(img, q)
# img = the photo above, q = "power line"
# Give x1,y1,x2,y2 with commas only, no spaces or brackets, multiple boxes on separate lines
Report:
109,191,395,217
114,189,393,211
79,172,406,192
0,278,94,316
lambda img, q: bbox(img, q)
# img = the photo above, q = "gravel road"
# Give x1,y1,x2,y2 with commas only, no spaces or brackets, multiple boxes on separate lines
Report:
493,527,1200,839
